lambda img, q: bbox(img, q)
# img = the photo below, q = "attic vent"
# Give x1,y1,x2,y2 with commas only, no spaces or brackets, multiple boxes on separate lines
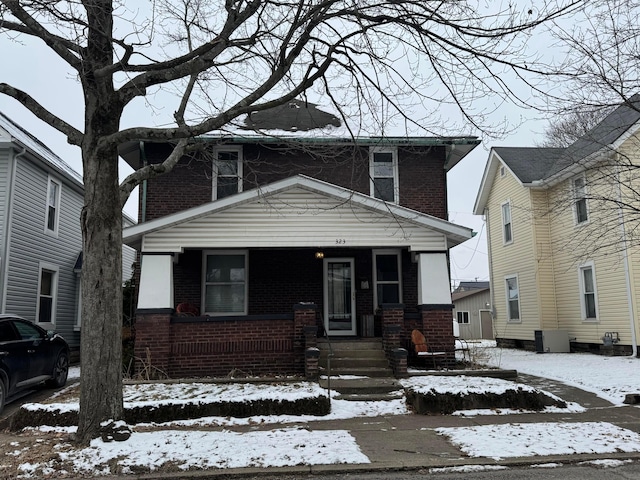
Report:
500,165,506,177
288,102,300,109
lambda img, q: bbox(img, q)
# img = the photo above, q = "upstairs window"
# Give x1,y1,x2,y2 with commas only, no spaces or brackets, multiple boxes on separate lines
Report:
213,147,243,200
45,177,61,235
501,201,512,244
370,148,399,203
573,176,588,224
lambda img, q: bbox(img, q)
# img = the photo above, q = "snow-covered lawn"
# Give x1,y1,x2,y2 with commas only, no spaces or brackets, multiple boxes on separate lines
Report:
473,341,639,405
5,343,640,478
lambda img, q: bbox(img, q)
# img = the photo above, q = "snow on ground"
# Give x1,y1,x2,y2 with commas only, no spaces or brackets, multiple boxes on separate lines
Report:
11,343,640,477
50,428,369,475
474,341,639,405
436,422,640,460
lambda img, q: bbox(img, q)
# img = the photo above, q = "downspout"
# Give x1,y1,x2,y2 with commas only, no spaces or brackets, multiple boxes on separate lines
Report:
139,141,147,223
616,159,638,356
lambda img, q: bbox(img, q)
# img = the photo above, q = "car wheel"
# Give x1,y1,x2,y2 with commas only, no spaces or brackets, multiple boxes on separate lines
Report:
47,351,69,388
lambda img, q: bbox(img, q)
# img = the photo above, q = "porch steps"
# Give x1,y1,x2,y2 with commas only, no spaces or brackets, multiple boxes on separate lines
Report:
317,338,403,401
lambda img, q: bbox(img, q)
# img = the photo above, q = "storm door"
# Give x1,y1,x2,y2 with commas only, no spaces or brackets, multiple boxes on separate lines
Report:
323,258,356,336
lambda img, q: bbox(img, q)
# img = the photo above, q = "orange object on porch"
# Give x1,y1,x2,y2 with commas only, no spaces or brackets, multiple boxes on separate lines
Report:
410,329,447,368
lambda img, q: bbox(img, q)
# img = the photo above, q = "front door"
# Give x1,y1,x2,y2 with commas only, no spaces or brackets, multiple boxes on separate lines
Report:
324,258,356,336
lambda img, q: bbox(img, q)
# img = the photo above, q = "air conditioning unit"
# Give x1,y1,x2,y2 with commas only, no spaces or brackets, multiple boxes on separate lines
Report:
534,330,570,353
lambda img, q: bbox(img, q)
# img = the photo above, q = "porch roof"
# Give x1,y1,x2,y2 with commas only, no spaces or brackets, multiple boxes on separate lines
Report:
123,175,473,252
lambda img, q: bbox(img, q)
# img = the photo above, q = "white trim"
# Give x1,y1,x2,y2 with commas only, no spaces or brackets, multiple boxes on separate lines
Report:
212,146,243,200
124,174,473,248
369,147,399,203
501,200,513,245
578,261,599,322
44,176,61,237
201,249,248,316
372,249,403,308
504,274,521,323
36,261,58,327
323,257,356,336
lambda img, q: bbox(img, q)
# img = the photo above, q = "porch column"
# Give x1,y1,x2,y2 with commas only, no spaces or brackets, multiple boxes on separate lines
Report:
294,303,318,376
138,254,174,309
134,254,174,378
416,253,455,365
417,253,452,306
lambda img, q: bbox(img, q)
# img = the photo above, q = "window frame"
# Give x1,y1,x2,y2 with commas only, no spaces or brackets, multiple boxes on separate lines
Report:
572,175,589,225
578,261,599,321
36,262,59,326
372,249,402,308
504,274,521,323
45,176,62,237
456,311,470,324
212,146,243,201
369,147,399,204
501,200,513,245
201,249,248,316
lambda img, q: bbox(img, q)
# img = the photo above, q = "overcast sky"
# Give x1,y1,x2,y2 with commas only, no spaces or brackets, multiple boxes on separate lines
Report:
0,10,555,289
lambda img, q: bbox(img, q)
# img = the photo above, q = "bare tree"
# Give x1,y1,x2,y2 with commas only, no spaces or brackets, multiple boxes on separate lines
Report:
0,0,583,444
539,107,613,147
534,0,640,259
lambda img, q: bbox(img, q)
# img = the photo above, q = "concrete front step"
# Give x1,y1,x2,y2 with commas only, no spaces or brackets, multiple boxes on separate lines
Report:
317,338,392,377
319,377,402,396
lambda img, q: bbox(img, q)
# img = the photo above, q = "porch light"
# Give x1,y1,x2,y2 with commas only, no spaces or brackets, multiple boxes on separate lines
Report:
315,251,324,259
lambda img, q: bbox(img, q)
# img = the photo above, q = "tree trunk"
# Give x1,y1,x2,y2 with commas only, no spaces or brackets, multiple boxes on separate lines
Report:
77,138,124,444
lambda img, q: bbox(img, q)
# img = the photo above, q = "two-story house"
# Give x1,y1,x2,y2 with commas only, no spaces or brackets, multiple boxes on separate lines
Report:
474,96,640,356
121,100,480,378
0,111,136,359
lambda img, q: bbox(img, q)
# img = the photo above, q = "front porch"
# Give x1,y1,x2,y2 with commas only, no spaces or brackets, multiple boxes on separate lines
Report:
126,175,469,379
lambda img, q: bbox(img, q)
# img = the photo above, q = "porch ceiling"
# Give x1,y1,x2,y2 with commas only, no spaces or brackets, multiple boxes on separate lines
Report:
124,175,472,252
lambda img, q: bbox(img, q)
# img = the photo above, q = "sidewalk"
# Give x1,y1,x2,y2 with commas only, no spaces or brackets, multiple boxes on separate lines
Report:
2,370,640,478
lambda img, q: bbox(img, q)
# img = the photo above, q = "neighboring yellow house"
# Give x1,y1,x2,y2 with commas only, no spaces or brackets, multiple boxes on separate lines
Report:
474,96,640,356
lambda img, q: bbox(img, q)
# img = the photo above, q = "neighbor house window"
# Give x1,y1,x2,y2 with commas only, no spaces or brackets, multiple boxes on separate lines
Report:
501,201,512,244
457,311,470,324
370,148,399,203
37,263,58,324
213,147,243,200
45,177,61,235
579,262,598,320
203,250,247,315
505,275,520,322
373,250,402,307
573,175,588,224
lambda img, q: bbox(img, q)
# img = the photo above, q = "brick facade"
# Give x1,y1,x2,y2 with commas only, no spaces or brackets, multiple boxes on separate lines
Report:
141,143,448,222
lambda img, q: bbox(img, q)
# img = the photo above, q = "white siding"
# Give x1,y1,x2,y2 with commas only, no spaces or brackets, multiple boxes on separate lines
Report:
141,188,448,252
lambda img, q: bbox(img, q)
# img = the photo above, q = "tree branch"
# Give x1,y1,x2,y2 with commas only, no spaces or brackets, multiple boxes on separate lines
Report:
0,83,83,144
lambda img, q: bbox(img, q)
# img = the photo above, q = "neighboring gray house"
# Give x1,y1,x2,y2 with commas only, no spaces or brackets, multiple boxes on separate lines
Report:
0,111,136,358
452,283,493,340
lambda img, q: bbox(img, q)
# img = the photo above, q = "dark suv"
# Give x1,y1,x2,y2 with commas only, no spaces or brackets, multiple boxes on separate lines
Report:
0,315,70,412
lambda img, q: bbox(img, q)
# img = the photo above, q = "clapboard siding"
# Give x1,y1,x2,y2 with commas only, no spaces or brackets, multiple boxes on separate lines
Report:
485,162,539,341
0,149,9,246
141,188,448,252
4,157,82,346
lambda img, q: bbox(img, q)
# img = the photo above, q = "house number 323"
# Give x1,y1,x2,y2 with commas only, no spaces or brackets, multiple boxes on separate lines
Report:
335,239,346,244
